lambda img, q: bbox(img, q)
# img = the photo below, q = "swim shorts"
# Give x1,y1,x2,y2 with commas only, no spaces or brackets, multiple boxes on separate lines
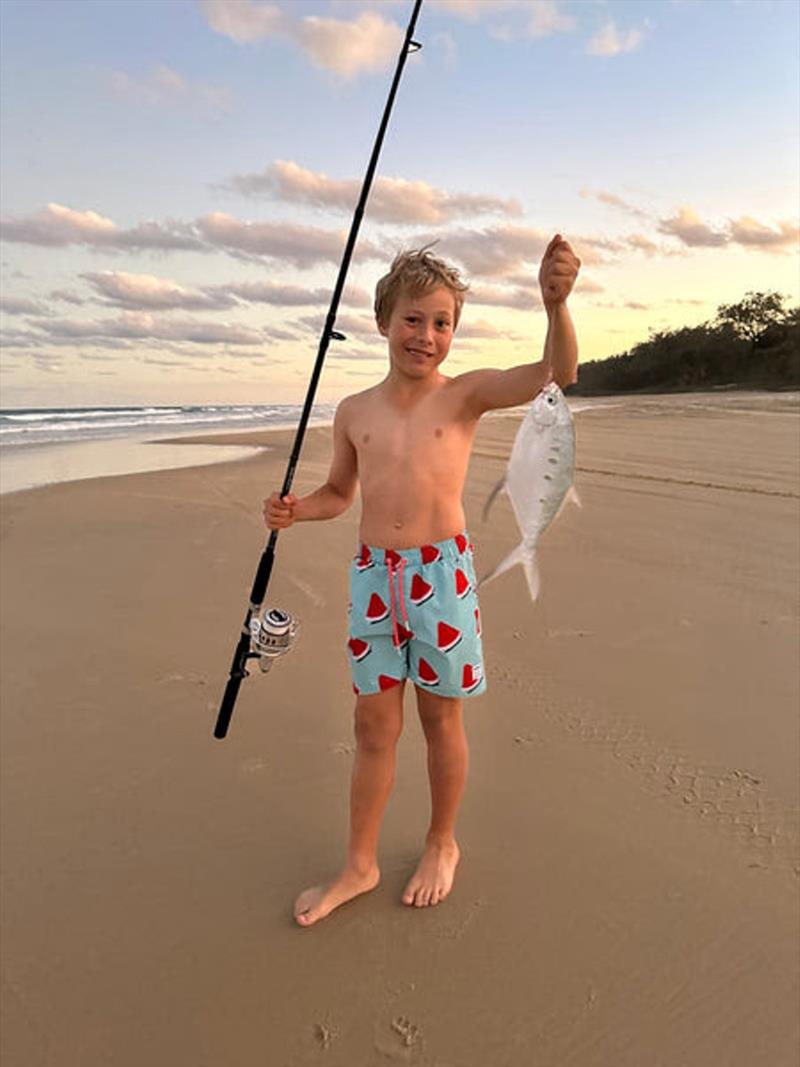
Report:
347,531,486,699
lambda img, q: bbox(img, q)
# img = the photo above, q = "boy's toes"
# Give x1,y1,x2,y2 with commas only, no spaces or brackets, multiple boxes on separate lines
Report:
402,879,420,906
294,886,325,926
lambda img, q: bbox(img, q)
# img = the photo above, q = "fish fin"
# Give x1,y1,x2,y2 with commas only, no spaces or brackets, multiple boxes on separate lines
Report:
478,541,527,589
550,483,582,528
481,477,507,522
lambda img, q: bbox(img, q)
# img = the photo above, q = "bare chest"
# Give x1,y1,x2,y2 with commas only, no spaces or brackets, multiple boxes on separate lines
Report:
352,405,474,479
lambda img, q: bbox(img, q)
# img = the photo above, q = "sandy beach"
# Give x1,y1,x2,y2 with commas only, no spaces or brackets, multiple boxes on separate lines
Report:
1,390,798,1067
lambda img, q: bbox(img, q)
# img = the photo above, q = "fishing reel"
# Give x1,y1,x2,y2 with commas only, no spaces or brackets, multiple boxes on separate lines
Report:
247,607,300,674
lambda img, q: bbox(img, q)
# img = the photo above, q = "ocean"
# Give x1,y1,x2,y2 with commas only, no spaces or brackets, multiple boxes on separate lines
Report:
0,403,337,448
0,403,337,494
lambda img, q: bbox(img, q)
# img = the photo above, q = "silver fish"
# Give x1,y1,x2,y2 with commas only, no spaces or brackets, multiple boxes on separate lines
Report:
479,382,581,601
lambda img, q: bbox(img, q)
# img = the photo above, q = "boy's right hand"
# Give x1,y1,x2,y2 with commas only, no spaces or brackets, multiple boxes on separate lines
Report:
263,492,298,530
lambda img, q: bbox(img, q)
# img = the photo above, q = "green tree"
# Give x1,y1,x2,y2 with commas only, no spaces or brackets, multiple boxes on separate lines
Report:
712,291,790,352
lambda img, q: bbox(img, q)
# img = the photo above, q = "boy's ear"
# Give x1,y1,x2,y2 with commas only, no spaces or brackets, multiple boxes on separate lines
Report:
377,317,388,337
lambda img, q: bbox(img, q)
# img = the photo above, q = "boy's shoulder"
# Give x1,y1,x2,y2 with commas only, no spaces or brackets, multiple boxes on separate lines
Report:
337,386,372,412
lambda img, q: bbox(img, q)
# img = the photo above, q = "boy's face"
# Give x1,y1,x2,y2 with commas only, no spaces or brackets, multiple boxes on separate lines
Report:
378,286,456,380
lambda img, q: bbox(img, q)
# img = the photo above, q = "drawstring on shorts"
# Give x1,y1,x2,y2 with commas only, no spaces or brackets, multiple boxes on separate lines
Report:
387,556,410,653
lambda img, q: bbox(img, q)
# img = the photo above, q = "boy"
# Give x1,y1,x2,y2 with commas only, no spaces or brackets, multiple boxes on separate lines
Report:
265,236,580,927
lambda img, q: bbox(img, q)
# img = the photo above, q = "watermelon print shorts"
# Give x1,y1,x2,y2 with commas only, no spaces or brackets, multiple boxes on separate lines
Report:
347,531,486,699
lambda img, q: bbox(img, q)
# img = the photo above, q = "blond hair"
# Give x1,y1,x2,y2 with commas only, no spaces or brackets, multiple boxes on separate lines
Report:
374,246,469,329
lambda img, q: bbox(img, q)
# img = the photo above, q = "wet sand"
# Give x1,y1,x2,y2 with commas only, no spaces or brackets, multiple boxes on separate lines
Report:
1,391,798,1067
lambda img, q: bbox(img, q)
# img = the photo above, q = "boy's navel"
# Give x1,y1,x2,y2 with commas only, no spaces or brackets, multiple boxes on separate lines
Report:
435,428,443,438
362,433,370,444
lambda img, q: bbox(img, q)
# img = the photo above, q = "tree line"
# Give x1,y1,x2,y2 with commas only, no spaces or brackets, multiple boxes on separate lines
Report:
568,291,799,395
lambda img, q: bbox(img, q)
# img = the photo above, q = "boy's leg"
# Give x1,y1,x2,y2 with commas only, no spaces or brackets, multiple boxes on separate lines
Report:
402,687,468,908
294,683,405,927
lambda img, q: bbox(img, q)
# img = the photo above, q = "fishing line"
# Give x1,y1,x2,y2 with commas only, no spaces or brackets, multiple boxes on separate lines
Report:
213,0,424,739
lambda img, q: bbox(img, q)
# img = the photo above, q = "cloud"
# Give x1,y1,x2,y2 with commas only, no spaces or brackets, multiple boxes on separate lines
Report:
195,211,381,266
49,289,85,305
221,160,523,224
82,271,236,310
524,0,577,38
216,279,371,307
625,232,663,256
574,277,605,295
403,224,555,278
200,1,403,79
0,296,47,315
296,310,380,342
108,64,232,115
579,187,651,222
455,318,504,339
469,283,539,310
0,203,203,252
657,206,729,248
79,268,371,312
586,19,646,56
1,203,117,246
435,0,576,42
199,0,286,43
0,203,378,265
35,311,266,346
727,215,799,250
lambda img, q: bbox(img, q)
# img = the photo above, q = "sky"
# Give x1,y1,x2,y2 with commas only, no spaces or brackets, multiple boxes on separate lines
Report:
1,0,798,409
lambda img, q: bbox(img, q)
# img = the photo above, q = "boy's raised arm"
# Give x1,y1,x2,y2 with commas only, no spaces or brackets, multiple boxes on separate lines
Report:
459,301,579,416
458,235,580,417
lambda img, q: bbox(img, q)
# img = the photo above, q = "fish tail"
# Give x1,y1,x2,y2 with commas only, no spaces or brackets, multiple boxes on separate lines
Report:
522,551,541,602
478,542,540,602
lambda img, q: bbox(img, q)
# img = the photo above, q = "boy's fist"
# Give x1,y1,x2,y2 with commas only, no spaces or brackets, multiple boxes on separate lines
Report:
264,491,297,530
539,233,580,308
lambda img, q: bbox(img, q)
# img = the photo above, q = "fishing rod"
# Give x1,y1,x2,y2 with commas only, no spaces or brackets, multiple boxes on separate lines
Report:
213,0,424,739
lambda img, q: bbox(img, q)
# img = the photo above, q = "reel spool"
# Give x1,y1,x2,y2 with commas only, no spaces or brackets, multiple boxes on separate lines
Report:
248,607,300,674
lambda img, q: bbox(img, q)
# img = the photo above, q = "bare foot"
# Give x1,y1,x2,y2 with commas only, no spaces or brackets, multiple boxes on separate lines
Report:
402,838,460,907
293,865,380,927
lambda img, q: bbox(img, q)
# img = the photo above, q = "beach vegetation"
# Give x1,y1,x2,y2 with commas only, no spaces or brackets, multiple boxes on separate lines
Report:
570,291,799,395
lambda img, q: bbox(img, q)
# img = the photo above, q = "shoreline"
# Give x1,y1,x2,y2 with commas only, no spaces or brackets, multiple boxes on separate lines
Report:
2,390,797,498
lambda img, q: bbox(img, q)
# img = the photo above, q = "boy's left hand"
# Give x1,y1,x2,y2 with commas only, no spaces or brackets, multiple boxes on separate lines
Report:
539,234,581,309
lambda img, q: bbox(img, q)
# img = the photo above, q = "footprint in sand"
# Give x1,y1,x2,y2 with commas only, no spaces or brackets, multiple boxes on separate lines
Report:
313,1022,337,1049
331,741,355,755
391,1016,420,1048
488,661,799,875
373,1015,422,1059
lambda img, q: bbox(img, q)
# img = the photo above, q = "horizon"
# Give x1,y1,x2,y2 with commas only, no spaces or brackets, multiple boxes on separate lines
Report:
1,0,798,409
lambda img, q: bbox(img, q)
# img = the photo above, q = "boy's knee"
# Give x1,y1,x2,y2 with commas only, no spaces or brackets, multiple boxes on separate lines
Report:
416,692,463,733
353,698,403,751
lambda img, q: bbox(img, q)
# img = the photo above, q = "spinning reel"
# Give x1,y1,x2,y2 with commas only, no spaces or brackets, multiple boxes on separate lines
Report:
246,607,300,674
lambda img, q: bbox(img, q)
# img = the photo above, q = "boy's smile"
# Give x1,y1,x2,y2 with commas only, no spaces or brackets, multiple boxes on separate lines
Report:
379,286,456,381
